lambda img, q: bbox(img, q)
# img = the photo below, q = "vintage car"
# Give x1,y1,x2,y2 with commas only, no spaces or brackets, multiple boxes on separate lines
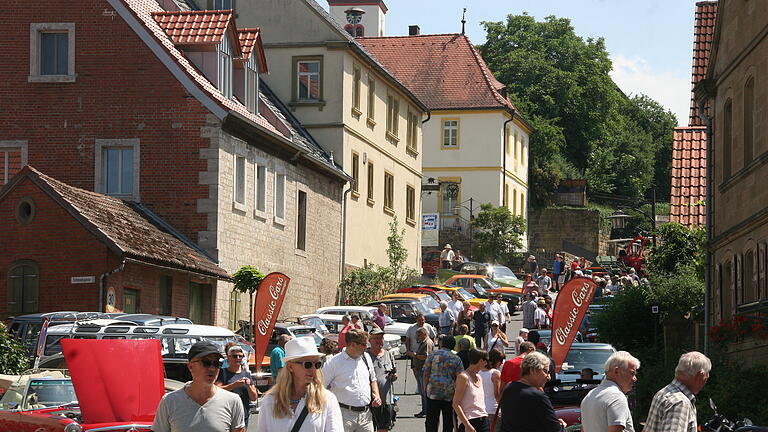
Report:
380,293,442,314
363,298,440,328
444,274,521,311
558,343,617,383
458,262,525,289
306,314,404,358
0,339,166,431
397,284,486,310
314,305,411,342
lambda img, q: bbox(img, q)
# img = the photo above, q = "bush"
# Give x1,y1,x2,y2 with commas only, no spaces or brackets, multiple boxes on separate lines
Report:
0,322,31,374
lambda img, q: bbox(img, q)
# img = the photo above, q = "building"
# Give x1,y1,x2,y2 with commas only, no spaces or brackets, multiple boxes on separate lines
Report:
358,31,533,255
219,0,428,272
695,0,768,363
0,0,348,325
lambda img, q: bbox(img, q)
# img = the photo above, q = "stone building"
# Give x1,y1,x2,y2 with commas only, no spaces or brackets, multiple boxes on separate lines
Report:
0,0,348,325
695,0,768,363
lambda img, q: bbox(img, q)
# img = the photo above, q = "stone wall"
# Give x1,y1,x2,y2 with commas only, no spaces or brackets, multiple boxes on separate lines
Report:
528,208,608,262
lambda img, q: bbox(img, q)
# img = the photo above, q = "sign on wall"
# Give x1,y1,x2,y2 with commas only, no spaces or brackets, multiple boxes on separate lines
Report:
422,213,439,247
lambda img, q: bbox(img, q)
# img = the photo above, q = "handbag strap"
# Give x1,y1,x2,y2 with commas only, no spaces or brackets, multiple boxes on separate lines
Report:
290,404,310,432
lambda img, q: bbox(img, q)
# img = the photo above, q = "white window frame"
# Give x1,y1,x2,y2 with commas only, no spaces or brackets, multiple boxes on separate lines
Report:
29,23,76,83
212,0,233,9
94,139,140,201
253,160,268,218
274,171,287,225
0,141,29,185
442,119,459,148
232,153,247,211
297,60,321,101
244,56,259,114
218,34,233,99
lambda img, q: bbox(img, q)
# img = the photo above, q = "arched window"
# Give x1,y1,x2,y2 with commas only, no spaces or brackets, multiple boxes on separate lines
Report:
744,77,755,165
343,24,365,37
723,99,733,179
744,249,756,304
8,260,39,314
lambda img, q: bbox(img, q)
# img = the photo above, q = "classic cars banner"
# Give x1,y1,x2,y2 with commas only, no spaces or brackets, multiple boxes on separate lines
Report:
550,276,597,372
253,272,291,361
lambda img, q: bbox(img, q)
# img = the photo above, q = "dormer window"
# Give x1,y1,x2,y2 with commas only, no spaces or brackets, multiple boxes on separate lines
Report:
245,60,259,113
218,35,233,99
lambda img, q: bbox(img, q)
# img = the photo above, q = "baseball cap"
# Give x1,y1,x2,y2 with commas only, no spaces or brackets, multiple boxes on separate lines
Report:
187,340,223,361
369,327,384,335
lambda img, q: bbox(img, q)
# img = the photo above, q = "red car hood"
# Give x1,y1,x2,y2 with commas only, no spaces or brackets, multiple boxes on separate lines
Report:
554,405,582,426
62,339,165,424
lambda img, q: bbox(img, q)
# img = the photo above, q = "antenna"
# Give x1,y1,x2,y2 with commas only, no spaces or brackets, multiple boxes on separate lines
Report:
461,8,467,35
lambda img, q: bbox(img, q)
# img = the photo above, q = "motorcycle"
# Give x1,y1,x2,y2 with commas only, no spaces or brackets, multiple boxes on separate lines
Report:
701,398,768,432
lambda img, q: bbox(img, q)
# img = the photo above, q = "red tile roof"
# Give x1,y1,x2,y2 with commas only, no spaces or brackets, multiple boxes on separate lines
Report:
152,10,237,51
237,28,268,73
688,1,717,126
670,127,707,226
358,34,518,112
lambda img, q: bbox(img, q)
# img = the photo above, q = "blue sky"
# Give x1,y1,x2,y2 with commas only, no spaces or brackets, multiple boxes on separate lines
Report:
321,0,700,126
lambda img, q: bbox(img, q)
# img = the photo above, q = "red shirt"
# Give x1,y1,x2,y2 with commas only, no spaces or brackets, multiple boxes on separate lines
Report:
570,261,580,271
500,355,525,383
338,323,353,349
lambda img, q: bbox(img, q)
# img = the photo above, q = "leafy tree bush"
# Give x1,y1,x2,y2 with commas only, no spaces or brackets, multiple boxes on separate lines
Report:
471,203,527,263
232,265,265,338
0,322,31,374
648,222,706,276
339,266,384,306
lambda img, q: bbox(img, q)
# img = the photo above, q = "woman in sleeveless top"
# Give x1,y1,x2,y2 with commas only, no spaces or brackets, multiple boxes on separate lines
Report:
478,348,505,418
452,348,490,432
459,301,474,329
486,321,509,352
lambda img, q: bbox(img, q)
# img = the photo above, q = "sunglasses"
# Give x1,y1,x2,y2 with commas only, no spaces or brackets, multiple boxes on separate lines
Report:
229,354,244,358
196,358,221,368
292,361,323,369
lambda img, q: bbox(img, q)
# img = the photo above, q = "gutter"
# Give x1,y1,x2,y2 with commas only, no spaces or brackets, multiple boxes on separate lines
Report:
699,97,713,356
99,258,126,312
339,185,353,303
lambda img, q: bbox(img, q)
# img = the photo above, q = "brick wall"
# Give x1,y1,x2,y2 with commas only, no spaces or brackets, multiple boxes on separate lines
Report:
528,208,608,262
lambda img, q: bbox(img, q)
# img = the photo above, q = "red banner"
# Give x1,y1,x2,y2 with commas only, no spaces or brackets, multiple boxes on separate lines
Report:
253,272,291,363
551,277,597,372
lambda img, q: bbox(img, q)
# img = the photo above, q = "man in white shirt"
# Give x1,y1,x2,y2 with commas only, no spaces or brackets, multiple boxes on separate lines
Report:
581,351,640,432
534,298,549,329
405,313,436,354
437,301,456,336
323,328,382,432
446,291,464,333
440,244,455,269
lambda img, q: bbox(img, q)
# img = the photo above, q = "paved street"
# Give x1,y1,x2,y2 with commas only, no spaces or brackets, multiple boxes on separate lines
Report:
248,306,530,432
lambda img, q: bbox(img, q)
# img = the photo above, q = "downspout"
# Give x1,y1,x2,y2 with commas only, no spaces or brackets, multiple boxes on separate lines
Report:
339,184,353,304
699,98,713,355
99,257,126,312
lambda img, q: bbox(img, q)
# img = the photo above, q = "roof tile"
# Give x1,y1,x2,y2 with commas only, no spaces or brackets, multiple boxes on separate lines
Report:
670,126,707,226
688,1,717,126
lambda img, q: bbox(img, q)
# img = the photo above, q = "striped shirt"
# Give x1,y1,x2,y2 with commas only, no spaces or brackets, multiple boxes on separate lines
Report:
643,379,697,432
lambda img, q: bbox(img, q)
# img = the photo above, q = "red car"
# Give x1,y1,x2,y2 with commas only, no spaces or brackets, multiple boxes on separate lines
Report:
422,249,442,277
0,339,164,431
396,285,480,312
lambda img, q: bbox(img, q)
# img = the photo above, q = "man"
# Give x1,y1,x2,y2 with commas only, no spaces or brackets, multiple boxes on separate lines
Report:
437,301,456,336
537,268,552,294
515,328,529,355
580,351,640,432
405,313,437,356
440,244,455,269
527,255,538,274
472,302,491,349
522,293,537,330
324,328,382,432
453,324,476,352
446,291,464,333
534,298,549,329
423,335,464,432
552,254,564,292
269,334,292,379
338,315,354,349
366,328,397,432
216,345,258,426
644,351,711,432
606,275,622,295
495,294,510,333
152,341,245,432
351,314,365,330
455,337,472,369
372,304,388,330
500,341,534,384
411,327,434,418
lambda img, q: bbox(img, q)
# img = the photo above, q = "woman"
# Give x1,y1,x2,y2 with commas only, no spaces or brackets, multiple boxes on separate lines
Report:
458,301,474,330
486,321,509,352
257,337,343,432
453,348,490,432
522,274,538,297
478,348,504,419
499,352,566,432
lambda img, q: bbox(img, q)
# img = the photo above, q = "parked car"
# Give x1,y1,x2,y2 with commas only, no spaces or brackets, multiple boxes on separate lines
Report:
307,314,404,359
434,286,487,310
558,343,617,383
363,298,440,328
444,274,521,312
380,293,441,313
314,306,411,343
421,249,442,277
532,329,584,351
396,285,453,304
459,262,525,289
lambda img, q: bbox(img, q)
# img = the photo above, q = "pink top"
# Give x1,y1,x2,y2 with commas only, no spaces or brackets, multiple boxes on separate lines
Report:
460,371,488,420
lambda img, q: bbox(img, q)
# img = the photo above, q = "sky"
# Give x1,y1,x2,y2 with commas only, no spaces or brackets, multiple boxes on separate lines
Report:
321,0,700,126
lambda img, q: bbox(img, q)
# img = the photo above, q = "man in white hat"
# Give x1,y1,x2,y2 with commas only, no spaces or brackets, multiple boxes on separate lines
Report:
440,244,454,269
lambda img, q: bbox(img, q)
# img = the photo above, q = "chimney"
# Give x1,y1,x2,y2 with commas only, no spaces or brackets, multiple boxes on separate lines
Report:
409,25,420,36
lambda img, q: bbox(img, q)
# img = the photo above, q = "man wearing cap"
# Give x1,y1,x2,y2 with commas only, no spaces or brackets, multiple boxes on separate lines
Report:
535,298,550,329
367,328,398,432
152,341,245,432
324,328,382,432
515,328,529,355
440,244,454,269
216,345,258,426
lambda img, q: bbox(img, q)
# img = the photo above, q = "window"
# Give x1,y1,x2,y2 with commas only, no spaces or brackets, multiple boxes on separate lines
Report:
296,190,307,251
96,139,139,199
744,249,757,304
352,66,361,113
367,162,374,203
386,95,399,137
159,276,172,316
295,58,322,101
210,0,233,9
351,152,360,195
520,191,525,215
504,183,509,208
233,155,246,206
723,99,733,179
254,163,267,213
384,172,394,212
8,260,38,315
406,185,416,223
367,76,376,122
442,119,459,148
274,172,286,222
521,136,526,165
245,63,259,114
29,23,75,82
513,131,518,162
406,111,418,153
218,35,233,99
440,182,459,215
123,289,139,314
0,141,27,185
343,24,365,37
512,188,517,215
744,77,755,166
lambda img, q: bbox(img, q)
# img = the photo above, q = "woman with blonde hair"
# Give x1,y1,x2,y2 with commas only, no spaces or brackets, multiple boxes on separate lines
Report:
256,337,342,431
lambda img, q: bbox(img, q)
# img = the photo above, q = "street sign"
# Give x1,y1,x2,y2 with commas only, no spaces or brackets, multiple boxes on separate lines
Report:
421,213,439,247
71,276,96,284
651,305,659,314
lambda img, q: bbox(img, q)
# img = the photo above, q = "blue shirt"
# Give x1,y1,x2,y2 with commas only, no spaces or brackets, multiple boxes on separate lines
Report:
269,346,285,378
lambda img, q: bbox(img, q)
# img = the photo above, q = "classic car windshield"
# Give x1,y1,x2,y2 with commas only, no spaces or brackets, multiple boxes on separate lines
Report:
419,296,440,310
491,266,517,280
25,379,77,409
457,288,476,300
434,291,451,302
562,348,614,374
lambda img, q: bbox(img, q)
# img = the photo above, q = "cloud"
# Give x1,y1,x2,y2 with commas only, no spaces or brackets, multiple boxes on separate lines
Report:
610,55,691,126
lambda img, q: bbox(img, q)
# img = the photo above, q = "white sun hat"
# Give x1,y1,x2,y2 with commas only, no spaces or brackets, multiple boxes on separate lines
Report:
282,336,324,362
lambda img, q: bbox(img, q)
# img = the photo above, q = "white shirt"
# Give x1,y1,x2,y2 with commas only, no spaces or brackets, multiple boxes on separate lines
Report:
322,350,376,407
438,309,456,328
440,249,455,261
447,299,464,318
534,307,549,327
406,323,437,352
257,390,344,432
580,379,634,432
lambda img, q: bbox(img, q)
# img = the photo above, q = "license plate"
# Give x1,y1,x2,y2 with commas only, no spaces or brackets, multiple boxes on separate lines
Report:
256,379,268,386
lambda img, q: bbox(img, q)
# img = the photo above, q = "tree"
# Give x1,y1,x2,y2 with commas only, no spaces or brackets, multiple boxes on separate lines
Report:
648,222,706,277
232,265,265,339
471,204,527,264
0,322,31,374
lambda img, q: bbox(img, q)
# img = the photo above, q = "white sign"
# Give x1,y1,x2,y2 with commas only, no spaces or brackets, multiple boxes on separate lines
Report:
71,276,96,284
421,213,440,247
106,288,116,307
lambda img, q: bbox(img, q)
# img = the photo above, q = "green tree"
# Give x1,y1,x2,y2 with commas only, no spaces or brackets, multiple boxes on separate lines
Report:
232,265,265,339
648,222,706,276
471,204,527,264
0,322,31,374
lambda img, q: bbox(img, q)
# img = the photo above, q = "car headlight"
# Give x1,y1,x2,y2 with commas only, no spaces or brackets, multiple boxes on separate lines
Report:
64,423,83,432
